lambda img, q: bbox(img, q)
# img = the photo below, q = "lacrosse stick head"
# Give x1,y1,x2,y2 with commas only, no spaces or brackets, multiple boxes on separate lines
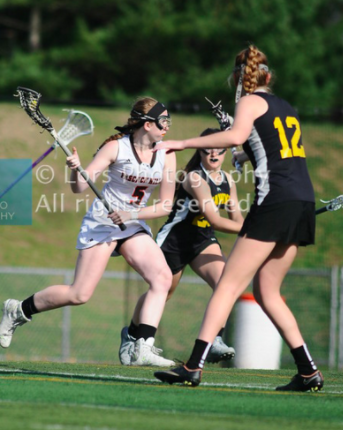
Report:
205,97,233,130
320,195,343,211
205,97,223,118
16,87,54,132
54,110,94,148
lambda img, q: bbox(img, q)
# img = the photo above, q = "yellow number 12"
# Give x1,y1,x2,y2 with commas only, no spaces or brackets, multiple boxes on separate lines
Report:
274,116,306,159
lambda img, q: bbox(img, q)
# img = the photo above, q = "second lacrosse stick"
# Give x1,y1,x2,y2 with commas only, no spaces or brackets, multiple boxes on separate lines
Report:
316,195,343,215
205,97,243,173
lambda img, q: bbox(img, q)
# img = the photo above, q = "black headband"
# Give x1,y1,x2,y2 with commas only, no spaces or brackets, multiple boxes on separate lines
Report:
145,102,167,119
115,101,168,134
130,101,167,121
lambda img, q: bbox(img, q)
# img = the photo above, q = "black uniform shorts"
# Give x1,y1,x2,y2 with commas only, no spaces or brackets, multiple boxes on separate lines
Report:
239,201,315,246
161,237,221,274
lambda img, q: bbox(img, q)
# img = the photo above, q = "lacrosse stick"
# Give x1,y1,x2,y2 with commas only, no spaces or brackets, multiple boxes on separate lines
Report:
0,109,94,200
315,195,343,215
205,97,242,172
15,86,126,231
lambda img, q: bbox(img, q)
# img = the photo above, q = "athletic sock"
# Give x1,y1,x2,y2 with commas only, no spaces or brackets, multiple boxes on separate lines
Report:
128,320,139,338
291,344,318,375
21,295,39,319
186,339,212,369
217,328,225,338
135,324,157,341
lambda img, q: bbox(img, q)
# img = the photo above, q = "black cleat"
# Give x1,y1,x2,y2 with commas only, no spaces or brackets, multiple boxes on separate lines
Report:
154,365,202,387
276,371,324,392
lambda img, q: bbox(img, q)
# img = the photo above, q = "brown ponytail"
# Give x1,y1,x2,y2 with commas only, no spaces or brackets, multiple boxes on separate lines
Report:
233,45,271,94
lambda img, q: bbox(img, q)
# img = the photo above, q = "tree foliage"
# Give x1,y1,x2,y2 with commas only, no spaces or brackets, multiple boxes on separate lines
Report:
0,0,342,112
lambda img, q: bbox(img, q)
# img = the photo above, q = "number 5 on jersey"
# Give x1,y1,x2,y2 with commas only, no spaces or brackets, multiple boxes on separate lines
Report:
130,186,148,205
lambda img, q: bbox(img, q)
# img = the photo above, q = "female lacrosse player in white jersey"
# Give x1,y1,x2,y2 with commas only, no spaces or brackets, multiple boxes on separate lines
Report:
0,96,177,367
154,45,324,391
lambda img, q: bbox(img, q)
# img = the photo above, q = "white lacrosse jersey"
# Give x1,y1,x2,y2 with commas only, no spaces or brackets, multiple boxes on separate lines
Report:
76,135,166,249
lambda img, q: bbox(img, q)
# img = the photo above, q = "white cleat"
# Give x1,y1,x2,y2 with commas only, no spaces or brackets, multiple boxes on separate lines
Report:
119,326,136,365
131,337,175,367
206,336,235,363
0,299,31,348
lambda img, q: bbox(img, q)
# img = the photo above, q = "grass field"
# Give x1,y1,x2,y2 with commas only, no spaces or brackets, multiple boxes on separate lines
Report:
1,362,342,430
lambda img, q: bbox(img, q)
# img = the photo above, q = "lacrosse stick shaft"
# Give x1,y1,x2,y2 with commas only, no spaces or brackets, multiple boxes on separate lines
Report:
0,146,54,200
315,206,328,215
51,130,126,231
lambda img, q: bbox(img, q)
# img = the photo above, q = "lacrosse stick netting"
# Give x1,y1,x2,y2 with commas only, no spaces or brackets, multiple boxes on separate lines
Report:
16,87,126,230
54,110,94,149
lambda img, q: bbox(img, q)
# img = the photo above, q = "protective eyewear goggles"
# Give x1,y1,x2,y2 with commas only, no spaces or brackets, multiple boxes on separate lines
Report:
201,148,227,156
130,102,171,131
156,115,172,130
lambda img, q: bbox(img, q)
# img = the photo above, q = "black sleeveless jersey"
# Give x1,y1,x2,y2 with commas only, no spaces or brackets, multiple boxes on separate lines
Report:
243,92,315,206
156,163,231,253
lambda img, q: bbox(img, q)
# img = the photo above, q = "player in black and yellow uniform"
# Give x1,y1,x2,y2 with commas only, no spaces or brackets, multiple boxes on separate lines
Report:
154,45,323,392
156,128,244,363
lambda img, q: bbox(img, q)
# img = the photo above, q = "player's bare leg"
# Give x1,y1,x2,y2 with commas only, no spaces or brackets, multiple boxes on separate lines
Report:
119,233,175,366
190,244,235,362
0,242,117,348
253,243,323,392
155,237,276,385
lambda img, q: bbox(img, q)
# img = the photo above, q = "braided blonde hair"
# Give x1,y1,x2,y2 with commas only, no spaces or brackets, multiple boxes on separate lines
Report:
94,96,158,156
234,45,271,94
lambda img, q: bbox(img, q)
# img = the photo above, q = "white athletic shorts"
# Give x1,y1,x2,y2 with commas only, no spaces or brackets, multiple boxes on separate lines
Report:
76,211,152,251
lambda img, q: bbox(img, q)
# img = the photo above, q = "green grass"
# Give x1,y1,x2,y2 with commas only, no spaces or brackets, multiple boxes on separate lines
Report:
0,362,342,430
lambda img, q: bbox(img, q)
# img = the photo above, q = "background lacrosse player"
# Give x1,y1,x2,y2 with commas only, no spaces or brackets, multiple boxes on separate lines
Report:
119,128,244,366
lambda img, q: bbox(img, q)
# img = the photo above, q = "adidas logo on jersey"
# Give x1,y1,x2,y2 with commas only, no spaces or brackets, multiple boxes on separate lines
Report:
126,159,132,164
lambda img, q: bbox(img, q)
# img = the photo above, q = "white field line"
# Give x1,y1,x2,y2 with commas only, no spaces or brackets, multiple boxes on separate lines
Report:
1,367,342,394
0,366,273,389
